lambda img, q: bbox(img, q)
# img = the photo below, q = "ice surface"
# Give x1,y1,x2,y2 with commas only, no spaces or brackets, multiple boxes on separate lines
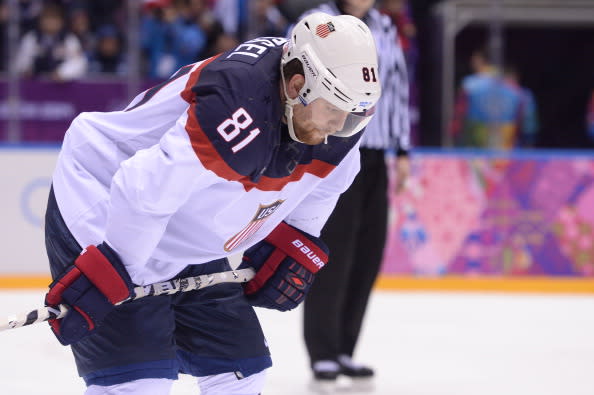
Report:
1,290,593,395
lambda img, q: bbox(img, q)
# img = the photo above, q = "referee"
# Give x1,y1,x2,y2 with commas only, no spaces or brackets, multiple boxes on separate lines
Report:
297,0,411,388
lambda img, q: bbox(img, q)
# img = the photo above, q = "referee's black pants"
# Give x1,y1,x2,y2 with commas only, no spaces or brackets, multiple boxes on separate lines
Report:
303,148,388,364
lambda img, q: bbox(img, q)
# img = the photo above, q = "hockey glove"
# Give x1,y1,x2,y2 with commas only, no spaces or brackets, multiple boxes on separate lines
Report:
45,243,134,345
239,222,329,311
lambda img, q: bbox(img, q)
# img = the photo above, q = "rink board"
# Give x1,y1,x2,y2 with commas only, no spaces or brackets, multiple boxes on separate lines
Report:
383,149,594,281
1,274,593,294
1,147,593,292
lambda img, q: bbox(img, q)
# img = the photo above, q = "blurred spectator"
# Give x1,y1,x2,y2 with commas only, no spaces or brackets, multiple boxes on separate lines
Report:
277,0,324,23
207,32,239,57
503,64,539,147
88,24,126,75
450,49,536,149
15,2,87,81
141,0,207,79
213,0,287,41
85,0,124,31
141,0,178,78
185,0,237,59
246,0,288,39
212,0,247,40
0,1,7,72
18,0,44,33
170,1,207,67
588,90,594,142
69,6,94,59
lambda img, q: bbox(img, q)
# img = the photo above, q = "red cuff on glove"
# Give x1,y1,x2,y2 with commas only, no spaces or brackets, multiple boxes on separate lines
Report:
244,222,328,295
74,245,131,304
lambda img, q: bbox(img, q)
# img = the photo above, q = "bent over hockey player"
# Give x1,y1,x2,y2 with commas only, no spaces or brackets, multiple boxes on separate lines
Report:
43,12,381,395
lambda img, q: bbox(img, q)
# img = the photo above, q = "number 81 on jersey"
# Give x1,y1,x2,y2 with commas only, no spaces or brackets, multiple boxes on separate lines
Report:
216,108,261,153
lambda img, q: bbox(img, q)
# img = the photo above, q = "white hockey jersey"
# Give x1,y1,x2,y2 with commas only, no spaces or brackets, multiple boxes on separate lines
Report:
52,37,362,285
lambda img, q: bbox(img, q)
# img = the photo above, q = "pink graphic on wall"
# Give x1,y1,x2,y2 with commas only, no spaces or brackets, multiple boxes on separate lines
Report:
384,157,485,275
382,153,594,278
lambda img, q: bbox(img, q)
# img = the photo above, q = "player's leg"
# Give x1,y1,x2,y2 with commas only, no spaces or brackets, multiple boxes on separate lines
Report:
45,187,180,391
197,371,266,395
85,378,174,395
172,259,271,395
339,148,388,378
45,185,83,277
303,170,365,385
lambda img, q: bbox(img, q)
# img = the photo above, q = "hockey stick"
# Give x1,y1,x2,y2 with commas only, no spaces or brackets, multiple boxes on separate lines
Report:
0,267,255,332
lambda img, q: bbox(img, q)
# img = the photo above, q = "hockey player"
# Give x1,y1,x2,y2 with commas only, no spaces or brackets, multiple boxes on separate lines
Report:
43,12,381,395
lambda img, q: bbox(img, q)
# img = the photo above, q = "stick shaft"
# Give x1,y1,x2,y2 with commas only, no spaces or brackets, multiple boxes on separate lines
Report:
0,268,255,331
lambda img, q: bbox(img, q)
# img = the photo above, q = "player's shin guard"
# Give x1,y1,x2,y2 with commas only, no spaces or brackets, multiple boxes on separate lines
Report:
85,378,174,395
198,370,267,395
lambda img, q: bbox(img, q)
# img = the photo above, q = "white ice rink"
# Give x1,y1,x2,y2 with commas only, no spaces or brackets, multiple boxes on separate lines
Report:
1,289,593,395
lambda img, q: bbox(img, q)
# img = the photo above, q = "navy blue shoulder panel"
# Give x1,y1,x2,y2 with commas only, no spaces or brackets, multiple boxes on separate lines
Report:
312,132,364,165
261,129,363,179
191,38,286,181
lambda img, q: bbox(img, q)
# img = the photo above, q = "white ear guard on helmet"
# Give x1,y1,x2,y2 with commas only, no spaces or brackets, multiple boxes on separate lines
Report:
281,12,382,142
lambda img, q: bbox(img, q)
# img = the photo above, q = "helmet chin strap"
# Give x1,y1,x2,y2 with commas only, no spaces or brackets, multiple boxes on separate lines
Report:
281,67,331,145
280,65,307,144
284,100,304,143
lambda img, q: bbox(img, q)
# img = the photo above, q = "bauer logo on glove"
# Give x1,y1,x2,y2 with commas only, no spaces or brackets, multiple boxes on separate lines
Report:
239,221,329,311
291,239,326,270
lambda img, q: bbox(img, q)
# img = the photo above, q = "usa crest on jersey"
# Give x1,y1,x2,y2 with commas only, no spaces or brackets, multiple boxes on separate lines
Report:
224,200,285,251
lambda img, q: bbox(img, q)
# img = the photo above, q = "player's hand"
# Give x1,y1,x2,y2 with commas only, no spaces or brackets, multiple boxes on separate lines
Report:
45,243,134,345
239,222,329,311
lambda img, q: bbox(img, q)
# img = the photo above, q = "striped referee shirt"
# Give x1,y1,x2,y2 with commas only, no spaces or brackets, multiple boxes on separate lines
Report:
296,2,411,152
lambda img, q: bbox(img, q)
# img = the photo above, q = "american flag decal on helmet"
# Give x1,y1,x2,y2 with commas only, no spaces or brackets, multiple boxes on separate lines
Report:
224,200,285,251
316,22,335,38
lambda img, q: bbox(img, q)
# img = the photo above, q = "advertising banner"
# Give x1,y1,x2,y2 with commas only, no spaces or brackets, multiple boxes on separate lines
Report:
0,148,57,274
384,152,594,279
0,79,155,141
